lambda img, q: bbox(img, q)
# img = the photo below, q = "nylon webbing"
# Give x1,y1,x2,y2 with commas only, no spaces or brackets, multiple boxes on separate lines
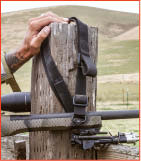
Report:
69,17,97,125
41,38,73,113
69,17,97,77
6,77,21,92
40,17,97,120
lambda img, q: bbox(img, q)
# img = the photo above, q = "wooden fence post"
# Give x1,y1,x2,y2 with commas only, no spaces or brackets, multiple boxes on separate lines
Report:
30,22,98,159
14,140,26,160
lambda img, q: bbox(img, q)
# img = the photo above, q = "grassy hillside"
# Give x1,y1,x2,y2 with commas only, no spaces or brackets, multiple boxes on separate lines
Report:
1,6,139,101
98,40,139,75
1,6,139,51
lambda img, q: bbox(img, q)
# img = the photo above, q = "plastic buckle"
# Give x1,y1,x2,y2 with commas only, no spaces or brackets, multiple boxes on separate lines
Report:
73,95,88,107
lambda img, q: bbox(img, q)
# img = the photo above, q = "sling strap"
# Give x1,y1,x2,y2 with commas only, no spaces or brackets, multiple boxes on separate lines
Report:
41,17,97,124
6,77,21,92
69,17,97,125
69,17,97,77
41,38,73,113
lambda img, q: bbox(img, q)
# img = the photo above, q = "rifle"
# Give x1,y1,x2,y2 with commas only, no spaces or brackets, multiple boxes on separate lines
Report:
2,110,139,149
71,132,139,150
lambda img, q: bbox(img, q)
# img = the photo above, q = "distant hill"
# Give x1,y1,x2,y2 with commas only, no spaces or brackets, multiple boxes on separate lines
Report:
114,26,139,40
2,6,139,51
1,6,139,100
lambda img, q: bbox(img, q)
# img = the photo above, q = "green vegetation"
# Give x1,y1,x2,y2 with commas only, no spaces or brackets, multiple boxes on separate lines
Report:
1,5,139,103
101,118,139,149
98,40,139,75
97,81,139,103
1,6,139,52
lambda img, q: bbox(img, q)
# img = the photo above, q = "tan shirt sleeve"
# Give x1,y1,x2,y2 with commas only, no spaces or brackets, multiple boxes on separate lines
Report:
1,52,13,83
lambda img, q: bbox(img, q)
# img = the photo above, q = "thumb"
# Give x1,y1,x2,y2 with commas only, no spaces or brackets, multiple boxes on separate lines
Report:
31,26,51,49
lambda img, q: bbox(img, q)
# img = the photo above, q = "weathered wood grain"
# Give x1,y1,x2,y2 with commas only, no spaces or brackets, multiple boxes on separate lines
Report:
30,22,98,159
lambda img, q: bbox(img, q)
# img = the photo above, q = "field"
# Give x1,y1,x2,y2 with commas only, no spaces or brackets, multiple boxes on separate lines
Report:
1,5,139,158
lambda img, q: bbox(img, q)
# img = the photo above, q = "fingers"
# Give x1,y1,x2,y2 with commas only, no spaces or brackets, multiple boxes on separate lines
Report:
35,16,68,30
26,11,68,56
30,26,51,51
31,11,68,22
28,11,68,31
40,11,69,22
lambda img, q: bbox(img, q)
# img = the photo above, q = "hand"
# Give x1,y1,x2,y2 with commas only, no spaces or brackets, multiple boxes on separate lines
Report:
19,12,69,59
5,12,69,73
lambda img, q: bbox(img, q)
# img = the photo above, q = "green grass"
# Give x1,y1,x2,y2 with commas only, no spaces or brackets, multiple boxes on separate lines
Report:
97,104,139,111
101,118,139,149
1,6,139,102
97,81,139,103
98,40,139,75
1,6,139,52
96,103,139,149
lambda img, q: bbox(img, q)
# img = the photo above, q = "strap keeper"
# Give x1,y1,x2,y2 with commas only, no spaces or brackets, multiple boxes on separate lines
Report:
73,95,88,107
81,55,97,77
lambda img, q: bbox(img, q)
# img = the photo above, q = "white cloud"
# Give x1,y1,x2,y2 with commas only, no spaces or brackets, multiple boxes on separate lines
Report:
1,1,139,14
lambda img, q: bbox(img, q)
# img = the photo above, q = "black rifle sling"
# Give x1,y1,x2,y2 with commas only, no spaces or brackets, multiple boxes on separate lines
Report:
69,17,97,77
41,17,97,120
41,38,73,112
69,17,97,125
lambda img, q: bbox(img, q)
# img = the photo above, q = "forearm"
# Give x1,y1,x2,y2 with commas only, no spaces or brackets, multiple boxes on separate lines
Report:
3,12,68,74
5,47,32,73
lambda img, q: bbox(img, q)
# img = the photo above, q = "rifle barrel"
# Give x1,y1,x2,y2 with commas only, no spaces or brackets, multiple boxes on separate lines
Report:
91,110,139,120
1,92,31,112
10,110,139,120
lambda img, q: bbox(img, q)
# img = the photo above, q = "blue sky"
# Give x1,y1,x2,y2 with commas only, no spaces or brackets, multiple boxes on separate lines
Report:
1,1,139,14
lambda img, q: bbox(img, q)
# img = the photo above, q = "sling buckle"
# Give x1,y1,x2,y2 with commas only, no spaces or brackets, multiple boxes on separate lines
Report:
72,95,88,125
73,95,88,107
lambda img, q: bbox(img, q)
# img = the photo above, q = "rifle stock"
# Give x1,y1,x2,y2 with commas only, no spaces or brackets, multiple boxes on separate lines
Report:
1,115,101,137
1,110,139,137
